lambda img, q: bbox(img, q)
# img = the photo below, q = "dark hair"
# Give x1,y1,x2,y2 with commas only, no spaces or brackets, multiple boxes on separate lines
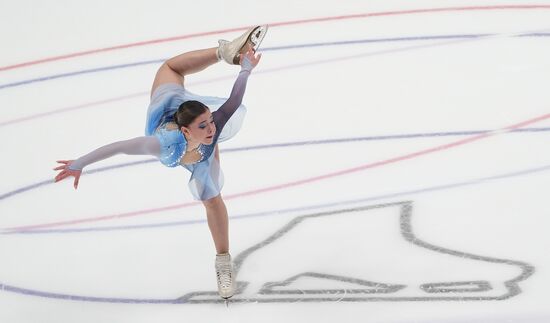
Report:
173,100,209,127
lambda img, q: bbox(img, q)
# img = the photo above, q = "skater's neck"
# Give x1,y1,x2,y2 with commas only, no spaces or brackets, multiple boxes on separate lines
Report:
185,136,201,152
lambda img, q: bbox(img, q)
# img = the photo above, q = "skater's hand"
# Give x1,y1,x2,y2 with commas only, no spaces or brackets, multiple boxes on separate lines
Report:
239,47,261,71
54,160,82,189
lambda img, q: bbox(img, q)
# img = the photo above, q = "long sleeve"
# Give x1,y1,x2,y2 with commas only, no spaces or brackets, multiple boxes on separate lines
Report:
213,60,253,130
68,136,161,170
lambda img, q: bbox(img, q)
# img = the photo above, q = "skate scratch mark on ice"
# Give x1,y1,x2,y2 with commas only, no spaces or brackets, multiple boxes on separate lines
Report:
3,112,550,232
1,4,549,72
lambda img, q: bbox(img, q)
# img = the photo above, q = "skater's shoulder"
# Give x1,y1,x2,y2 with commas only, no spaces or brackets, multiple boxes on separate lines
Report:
163,122,179,131
154,122,186,146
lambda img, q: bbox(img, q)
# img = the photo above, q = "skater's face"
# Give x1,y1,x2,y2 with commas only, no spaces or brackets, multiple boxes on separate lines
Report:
182,110,216,145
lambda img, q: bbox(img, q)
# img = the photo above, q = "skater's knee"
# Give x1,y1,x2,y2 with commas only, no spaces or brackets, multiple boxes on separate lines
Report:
157,62,180,78
202,194,223,209
151,63,183,96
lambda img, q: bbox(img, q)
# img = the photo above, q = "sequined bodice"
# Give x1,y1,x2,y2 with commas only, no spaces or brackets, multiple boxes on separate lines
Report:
180,142,215,165
155,121,218,166
193,143,215,164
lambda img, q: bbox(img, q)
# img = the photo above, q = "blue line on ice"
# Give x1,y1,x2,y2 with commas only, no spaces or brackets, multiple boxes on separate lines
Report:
1,33,549,90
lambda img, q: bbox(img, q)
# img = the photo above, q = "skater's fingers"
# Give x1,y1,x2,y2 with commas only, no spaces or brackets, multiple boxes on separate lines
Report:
54,168,81,185
239,50,260,69
250,53,261,67
241,50,252,61
244,50,257,59
53,165,66,171
55,170,67,182
73,174,80,189
247,48,257,56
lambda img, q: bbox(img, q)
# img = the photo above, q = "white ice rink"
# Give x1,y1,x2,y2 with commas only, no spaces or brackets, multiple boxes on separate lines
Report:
1,1,550,322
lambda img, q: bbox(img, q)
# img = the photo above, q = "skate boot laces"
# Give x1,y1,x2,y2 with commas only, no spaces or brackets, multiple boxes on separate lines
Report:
216,261,232,289
215,254,234,298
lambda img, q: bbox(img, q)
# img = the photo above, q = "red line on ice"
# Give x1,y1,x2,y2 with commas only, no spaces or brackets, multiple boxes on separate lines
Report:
5,112,550,232
1,5,549,72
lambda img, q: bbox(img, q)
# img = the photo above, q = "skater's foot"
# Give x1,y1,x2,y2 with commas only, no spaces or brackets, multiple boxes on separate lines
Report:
217,25,268,65
215,253,235,299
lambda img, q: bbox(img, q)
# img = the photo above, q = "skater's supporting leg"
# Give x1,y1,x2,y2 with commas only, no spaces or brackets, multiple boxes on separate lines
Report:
205,194,235,299
151,47,219,96
203,194,229,254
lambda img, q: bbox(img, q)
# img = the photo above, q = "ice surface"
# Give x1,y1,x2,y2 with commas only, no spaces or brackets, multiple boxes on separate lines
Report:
1,1,550,322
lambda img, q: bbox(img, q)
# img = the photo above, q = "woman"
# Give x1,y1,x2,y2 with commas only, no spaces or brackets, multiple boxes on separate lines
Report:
53,25,267,299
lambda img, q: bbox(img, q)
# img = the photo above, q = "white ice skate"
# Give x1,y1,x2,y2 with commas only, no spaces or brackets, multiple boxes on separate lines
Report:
215,253,235,299
217,25,268,65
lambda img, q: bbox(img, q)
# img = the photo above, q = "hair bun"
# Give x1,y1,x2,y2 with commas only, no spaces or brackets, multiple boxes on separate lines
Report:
174,100,209,127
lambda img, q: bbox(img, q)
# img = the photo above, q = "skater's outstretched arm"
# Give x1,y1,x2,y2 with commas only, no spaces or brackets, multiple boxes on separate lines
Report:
54,136,161,189
214,49,261,130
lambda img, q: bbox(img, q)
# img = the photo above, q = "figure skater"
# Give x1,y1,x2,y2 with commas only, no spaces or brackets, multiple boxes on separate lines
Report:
53,25,268,299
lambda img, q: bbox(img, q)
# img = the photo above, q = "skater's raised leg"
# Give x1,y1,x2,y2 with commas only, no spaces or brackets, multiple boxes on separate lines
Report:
151,47,219,96
150,25,268,95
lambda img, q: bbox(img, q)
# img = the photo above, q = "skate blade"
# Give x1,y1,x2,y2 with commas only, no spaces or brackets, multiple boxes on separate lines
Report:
250,25,268,52
231,25,269,64
222,295,234,307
